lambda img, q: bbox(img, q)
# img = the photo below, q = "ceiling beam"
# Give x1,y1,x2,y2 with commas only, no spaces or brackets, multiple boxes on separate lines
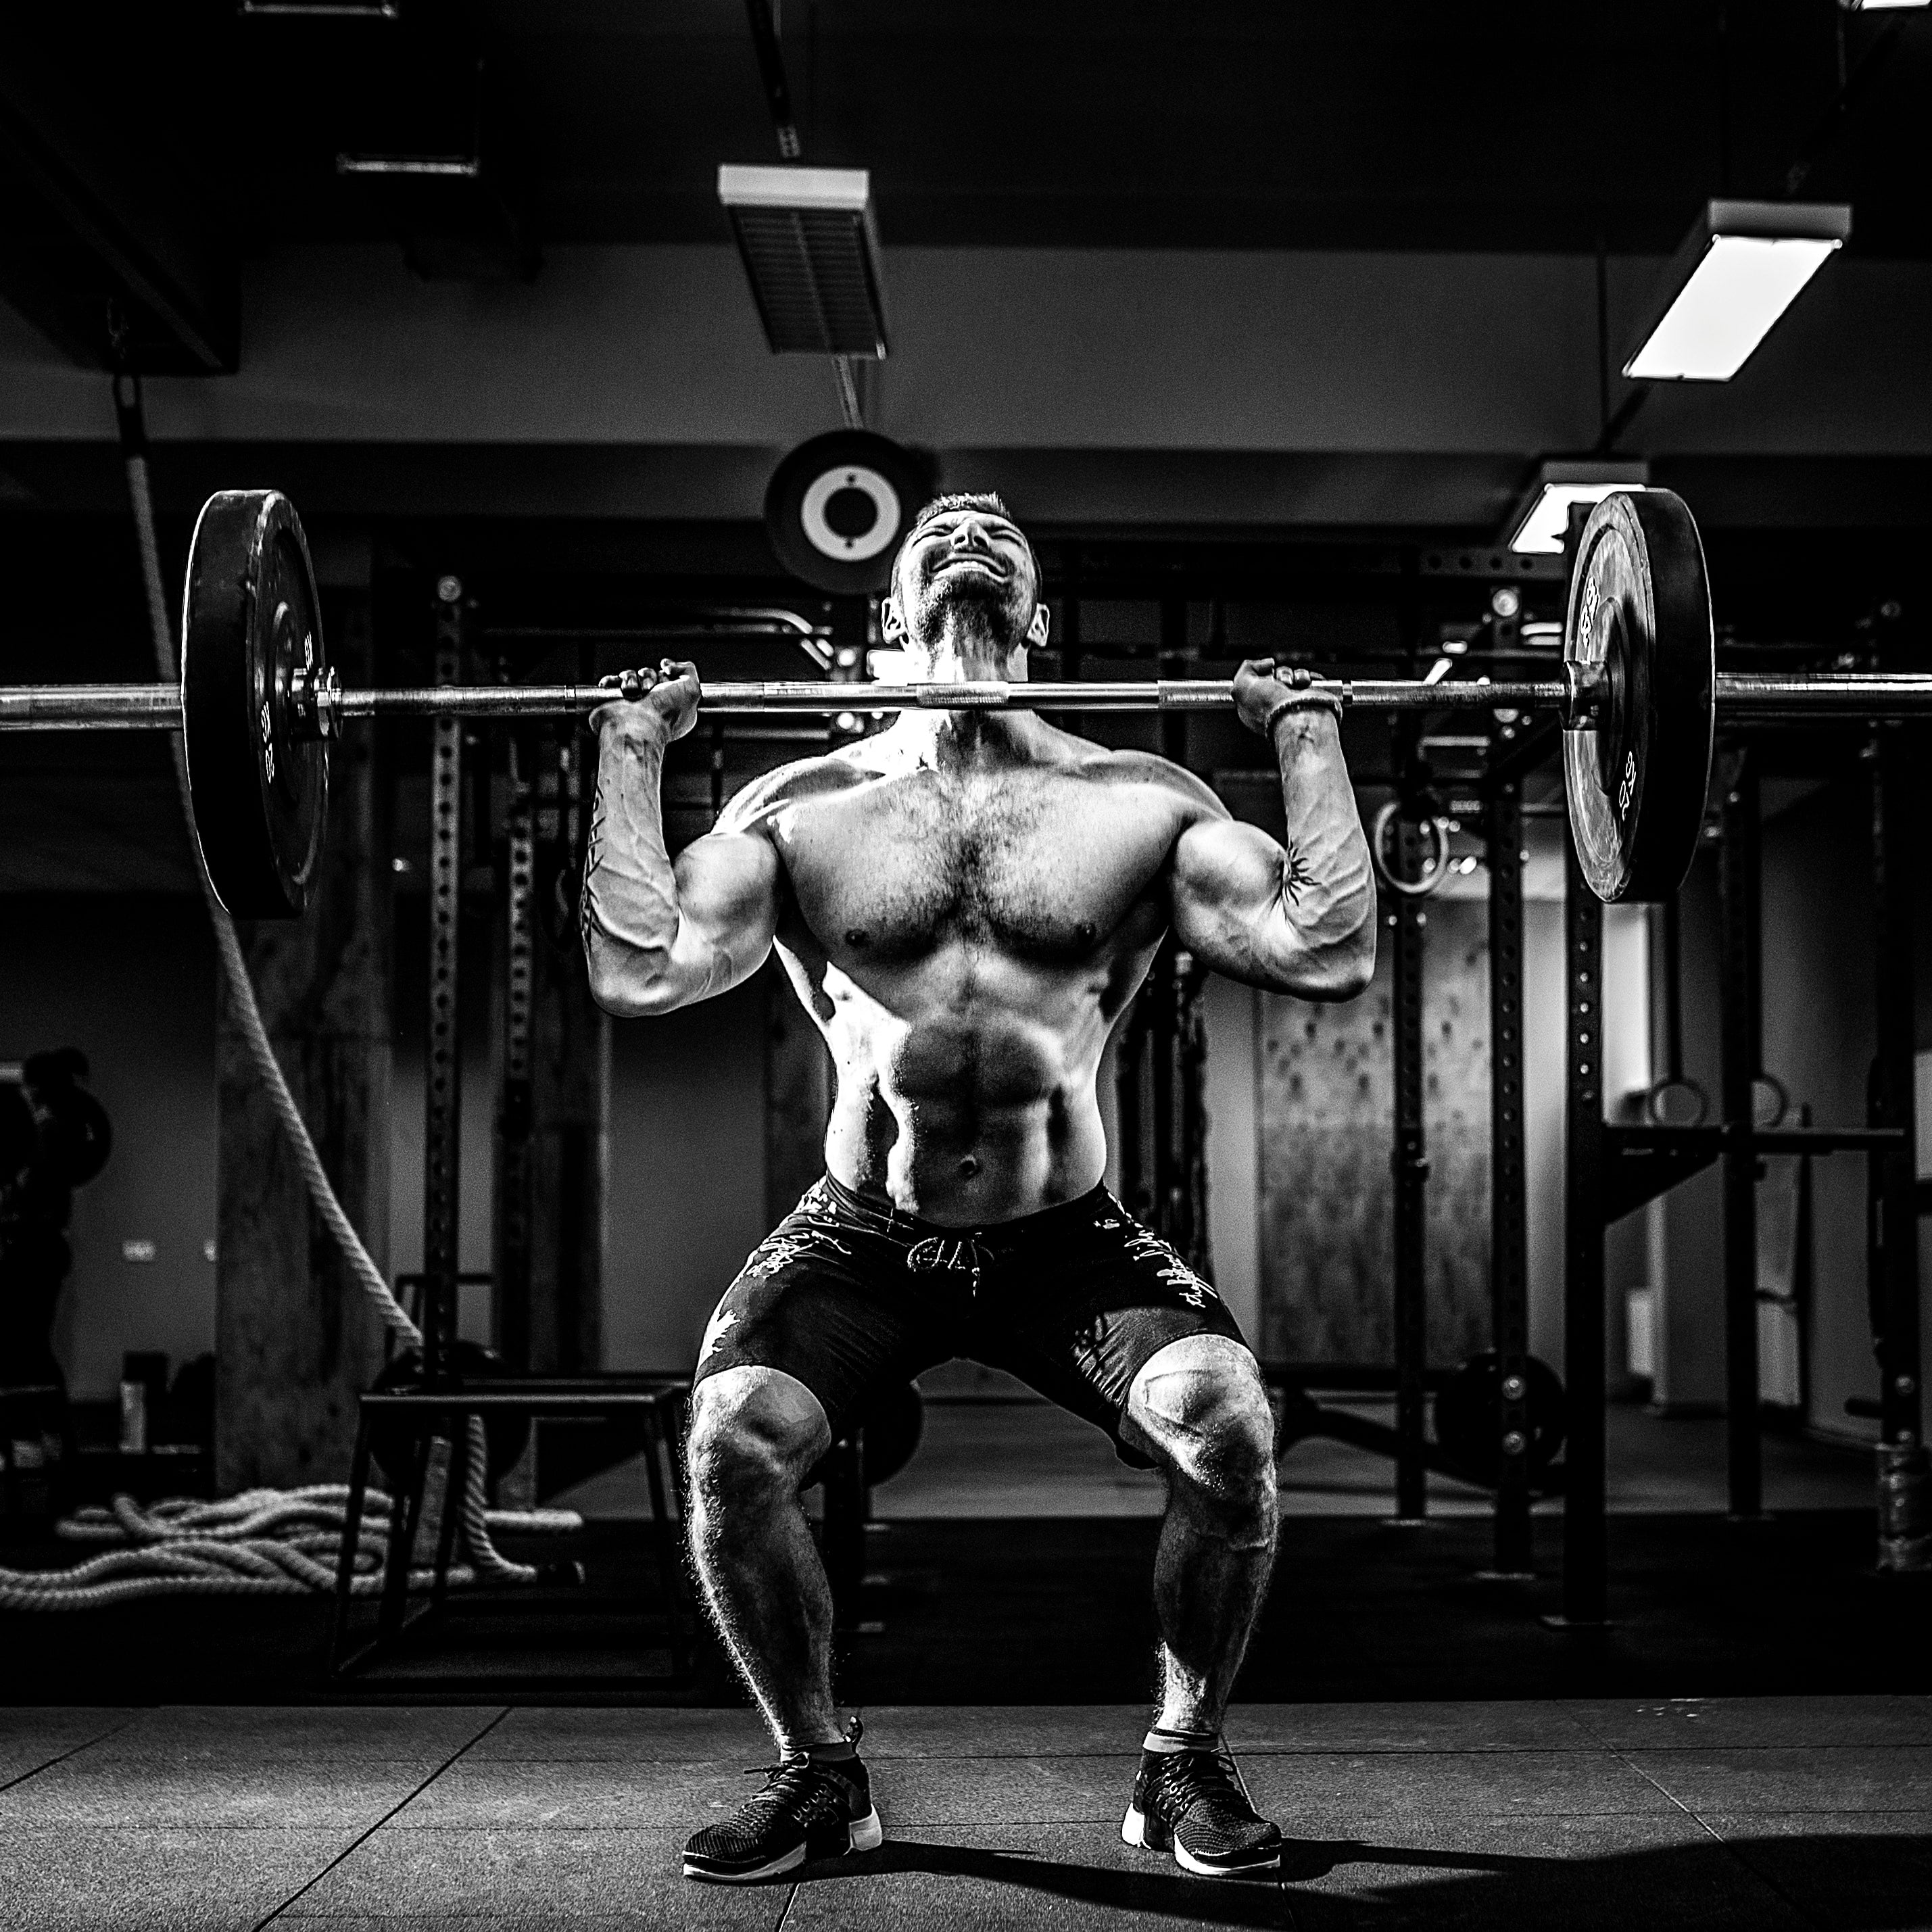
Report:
0,36,238,374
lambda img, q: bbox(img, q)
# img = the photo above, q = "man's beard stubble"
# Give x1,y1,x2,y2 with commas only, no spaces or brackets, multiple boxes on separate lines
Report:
919,569,1028,656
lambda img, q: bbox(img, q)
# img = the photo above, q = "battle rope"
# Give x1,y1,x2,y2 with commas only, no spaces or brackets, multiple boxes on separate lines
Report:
0,1487,581,1612
0,381,578,1611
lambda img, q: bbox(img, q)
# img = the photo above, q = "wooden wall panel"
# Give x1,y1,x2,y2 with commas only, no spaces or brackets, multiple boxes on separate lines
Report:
1258,894,1491,1368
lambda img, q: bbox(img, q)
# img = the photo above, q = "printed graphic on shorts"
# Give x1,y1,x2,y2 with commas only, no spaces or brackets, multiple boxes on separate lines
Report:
742,1222,852,1281
906,1235,993,1275
797,1180,844,1225
778,1181,867,1241
1124,1228,1217,1309
698,1303,741,1366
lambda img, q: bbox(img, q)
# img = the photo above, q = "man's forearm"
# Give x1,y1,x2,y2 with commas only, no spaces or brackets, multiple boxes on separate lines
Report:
581,721,685,988
1271,711,1376,953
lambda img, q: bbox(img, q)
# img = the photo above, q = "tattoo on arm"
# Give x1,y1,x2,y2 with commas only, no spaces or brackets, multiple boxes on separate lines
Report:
579,773,607,951
1279,840,1315,908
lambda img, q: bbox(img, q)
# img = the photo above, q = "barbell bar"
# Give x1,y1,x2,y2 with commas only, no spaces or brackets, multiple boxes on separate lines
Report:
0,671,1586,731
5,668,1927,736
0,485,1921,919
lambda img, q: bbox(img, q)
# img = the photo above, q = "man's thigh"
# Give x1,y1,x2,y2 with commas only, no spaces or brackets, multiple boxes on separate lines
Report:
693,1186,947,1447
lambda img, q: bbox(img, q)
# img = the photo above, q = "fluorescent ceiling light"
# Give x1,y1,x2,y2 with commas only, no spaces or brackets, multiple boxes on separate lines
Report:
1505,460,1649,556
1626,238,1839,380
717,164,889,358
1839,2,1928,12
1622,199,1851,383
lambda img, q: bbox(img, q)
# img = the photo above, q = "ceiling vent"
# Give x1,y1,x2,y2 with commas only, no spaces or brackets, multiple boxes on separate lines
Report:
717,164,888,358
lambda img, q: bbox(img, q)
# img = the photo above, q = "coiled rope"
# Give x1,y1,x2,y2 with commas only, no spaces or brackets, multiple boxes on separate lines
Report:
1,1488,581,1612
0,392,580,1612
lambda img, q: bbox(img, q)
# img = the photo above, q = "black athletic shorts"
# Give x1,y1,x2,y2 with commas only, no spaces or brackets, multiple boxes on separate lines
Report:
692,1174,1250,1470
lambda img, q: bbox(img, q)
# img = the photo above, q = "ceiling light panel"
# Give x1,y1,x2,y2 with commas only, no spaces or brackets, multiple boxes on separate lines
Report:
718,164,889,358
1622,200,1851,383
1505,460,1649,556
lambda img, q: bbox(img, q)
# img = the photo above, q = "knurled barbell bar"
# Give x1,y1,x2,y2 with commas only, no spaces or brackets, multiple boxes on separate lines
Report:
0,486,1925,919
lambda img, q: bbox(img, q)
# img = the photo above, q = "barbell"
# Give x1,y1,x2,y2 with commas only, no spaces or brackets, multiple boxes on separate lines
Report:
1,486,1926,919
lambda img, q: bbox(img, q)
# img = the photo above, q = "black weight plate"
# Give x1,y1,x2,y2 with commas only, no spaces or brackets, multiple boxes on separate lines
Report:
1433,1352,1566,1486
765,430,932,595
1563,489,1714,904
182,491,331,918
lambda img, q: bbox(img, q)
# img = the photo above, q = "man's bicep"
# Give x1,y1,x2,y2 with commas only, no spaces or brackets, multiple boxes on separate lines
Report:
673,829,784,971
1169,819,1290,967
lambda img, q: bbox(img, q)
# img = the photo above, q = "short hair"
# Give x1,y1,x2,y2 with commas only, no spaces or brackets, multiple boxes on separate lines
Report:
906,490,1015,538
896,492,1042,598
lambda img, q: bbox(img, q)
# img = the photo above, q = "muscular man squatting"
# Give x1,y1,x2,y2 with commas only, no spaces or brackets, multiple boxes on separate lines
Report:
583,496,1376,1883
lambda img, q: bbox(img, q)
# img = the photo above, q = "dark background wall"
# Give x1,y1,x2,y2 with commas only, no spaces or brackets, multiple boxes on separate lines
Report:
0,896,218,1398
604,975,768,1374
1756,768,1932,1443
1650,764,1932,1441
1760,777,1881,1439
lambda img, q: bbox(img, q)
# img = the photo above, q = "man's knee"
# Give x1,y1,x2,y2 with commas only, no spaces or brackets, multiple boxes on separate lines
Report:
1128,1338,1278,1540
687,1367,830,1510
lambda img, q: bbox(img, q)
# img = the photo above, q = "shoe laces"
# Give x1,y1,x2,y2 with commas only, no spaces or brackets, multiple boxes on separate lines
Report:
738,1728,863,1829
1152,1739,1255,1816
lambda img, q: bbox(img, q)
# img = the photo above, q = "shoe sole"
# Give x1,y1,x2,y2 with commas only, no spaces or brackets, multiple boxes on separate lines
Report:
684,1807,884,1884
1121,1804,1282,1879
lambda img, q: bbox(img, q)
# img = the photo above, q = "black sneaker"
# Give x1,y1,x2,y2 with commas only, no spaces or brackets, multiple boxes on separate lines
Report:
683,1751,882,1883
1121,1739,1282,1878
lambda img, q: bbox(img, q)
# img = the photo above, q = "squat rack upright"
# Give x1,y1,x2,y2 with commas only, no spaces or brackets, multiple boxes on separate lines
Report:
1549,717,1929,1628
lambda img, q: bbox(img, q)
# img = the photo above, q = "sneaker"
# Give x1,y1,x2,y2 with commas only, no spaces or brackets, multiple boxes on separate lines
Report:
1121,1737,1282,1878
683,1751,882,1883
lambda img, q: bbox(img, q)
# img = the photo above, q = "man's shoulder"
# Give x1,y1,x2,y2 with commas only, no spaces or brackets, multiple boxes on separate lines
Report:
714,749,877,837
1071,743,1230,822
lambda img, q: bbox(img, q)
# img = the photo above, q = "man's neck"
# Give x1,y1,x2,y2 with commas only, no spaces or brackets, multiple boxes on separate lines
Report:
875,617,1044,764
913,610,1028,685
879,704,1047,769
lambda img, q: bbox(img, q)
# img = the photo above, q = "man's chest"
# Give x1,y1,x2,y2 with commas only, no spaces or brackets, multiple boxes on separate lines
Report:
777,770,1175,965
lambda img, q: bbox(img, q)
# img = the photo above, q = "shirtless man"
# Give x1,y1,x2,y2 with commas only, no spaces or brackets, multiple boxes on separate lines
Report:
583,494,1376,1884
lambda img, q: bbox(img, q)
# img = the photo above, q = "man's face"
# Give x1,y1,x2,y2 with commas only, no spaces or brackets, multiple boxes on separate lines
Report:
884,508,1047,665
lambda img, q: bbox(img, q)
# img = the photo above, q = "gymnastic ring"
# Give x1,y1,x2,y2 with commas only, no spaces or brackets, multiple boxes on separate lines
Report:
1645,1076,1711,1128
1753,1071,1791,1131
1371,800,1451,899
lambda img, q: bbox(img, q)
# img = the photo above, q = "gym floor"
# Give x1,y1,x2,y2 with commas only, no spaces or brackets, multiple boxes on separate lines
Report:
4,1697,1930,1930
6,1405,1930,1927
